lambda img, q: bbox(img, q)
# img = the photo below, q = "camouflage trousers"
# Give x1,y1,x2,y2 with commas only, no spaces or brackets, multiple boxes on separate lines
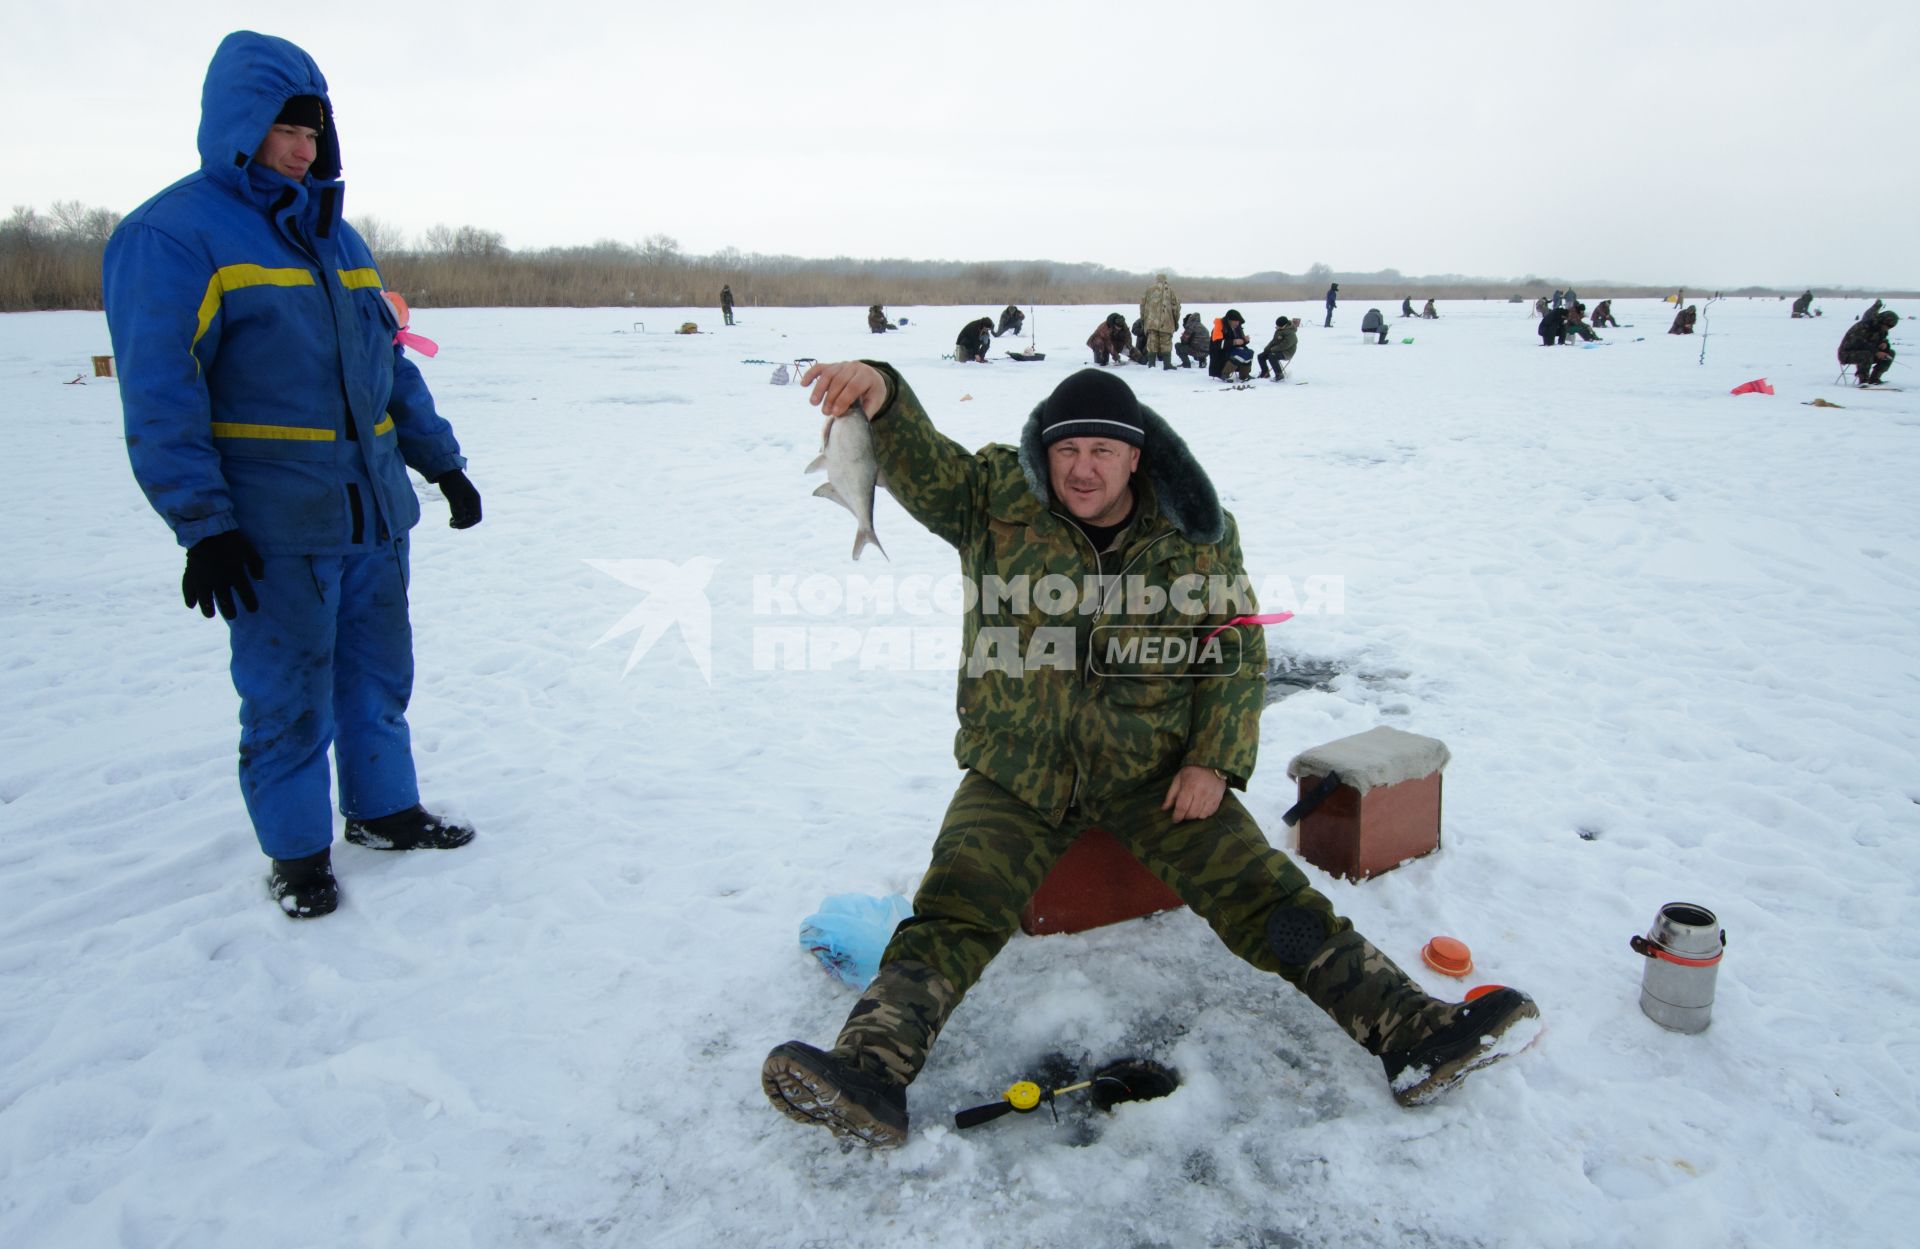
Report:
1145,330,1173,356
1840,348,1892,383
830,770,1447,1086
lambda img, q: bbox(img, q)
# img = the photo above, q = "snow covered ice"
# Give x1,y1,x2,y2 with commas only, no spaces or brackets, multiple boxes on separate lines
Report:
3,298,1918,1248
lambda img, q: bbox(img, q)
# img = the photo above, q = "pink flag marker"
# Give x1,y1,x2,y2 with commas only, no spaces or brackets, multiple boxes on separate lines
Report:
395,328,440,357
383,290,440,357
1202,612,1294,644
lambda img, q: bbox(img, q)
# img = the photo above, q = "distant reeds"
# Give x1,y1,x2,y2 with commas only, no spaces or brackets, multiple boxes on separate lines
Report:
0,202,1876,313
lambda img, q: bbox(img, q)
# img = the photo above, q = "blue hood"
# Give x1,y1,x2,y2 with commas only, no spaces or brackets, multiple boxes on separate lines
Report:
197,31,340,188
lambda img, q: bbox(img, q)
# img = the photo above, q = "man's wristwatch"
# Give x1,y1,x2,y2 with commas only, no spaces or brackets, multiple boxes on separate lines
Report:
1211,768,1229,782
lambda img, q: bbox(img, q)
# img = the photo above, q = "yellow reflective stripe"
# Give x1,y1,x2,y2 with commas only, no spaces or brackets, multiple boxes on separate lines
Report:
336,267,383,290
372,414,394,435
191,265,317,355
210,422,336,442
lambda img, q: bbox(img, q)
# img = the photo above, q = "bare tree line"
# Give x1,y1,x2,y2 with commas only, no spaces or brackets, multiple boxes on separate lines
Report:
0,200,1892,313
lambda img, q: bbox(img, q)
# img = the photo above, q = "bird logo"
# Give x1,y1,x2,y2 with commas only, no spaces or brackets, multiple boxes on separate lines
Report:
585,556,719,683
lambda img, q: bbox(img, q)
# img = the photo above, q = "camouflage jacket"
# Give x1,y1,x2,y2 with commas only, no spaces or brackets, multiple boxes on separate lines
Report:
1263,323,1298,359
1178,313,1209,351
1838,319,1885,358
1140,279,1181,335
865,365,1266,823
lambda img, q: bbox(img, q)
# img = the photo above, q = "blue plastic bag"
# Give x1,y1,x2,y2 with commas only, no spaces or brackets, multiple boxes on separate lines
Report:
800,893,914,989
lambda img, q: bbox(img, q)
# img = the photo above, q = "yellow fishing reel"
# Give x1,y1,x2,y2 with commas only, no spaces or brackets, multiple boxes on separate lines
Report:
1005,1081,1044,1113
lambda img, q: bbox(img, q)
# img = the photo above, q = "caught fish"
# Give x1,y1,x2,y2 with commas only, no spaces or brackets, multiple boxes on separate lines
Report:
805,404,888,561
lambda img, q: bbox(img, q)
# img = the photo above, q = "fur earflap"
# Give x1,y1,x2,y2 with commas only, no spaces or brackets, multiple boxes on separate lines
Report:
1016,397,1224,545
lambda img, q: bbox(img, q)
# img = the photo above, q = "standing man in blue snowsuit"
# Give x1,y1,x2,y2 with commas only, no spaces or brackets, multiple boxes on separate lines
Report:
1323,281,1339,327
104,31,482,919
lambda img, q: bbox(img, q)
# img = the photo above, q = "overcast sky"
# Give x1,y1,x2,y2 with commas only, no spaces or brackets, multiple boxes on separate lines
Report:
9,0,1917,289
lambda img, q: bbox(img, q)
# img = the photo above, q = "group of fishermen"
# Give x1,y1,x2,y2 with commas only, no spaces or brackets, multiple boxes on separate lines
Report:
1077,277,1300,382
1535,287,1616,346
888,283,1898,386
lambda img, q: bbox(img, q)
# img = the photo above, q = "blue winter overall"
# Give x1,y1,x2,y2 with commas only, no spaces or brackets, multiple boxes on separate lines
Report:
103,31,467,861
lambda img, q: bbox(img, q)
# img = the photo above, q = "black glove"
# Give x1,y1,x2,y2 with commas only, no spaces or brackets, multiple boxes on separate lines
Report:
182,530,265,620
433,469,482,529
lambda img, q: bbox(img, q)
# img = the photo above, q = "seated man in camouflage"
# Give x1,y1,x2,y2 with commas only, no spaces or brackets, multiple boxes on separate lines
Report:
1838,309,1898,385
762,363,1542,1147
1257,316,1299,381
1175,311,1210,367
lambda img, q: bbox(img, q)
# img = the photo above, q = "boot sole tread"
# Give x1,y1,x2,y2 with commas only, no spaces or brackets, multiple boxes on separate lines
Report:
762,1051,907,1148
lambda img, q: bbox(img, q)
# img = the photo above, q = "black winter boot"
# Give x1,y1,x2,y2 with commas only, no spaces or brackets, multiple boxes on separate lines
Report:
762,1042,910,1147
268,847,338,918
1378,987,1542,1106
344,804,475,850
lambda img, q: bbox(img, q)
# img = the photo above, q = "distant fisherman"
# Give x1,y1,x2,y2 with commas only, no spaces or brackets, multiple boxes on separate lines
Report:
1257,316,1299,381
103,31,482,920
1838,309,1898,385
1140,273,1181,371
956,316,994,363
764,362,1542,1148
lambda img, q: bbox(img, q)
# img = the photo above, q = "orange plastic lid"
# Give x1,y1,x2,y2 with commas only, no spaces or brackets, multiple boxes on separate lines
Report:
1464,983,1504,1002
383,290,410,329
1421,936,1474,977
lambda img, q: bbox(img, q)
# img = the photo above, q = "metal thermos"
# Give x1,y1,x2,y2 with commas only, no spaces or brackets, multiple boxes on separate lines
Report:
1630,902,1726,1033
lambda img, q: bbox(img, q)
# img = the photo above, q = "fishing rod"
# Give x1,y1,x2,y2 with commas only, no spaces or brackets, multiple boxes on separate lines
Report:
952,1058,1178,1131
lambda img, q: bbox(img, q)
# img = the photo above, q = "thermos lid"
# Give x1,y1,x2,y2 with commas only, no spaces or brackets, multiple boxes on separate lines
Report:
1421,936,1474,977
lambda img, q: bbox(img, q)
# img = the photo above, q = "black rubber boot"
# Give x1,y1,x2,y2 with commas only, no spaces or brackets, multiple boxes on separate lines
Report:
1378,987,1542,1106
344,805,475,850
762,1042,910,1147
268,847,338,919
